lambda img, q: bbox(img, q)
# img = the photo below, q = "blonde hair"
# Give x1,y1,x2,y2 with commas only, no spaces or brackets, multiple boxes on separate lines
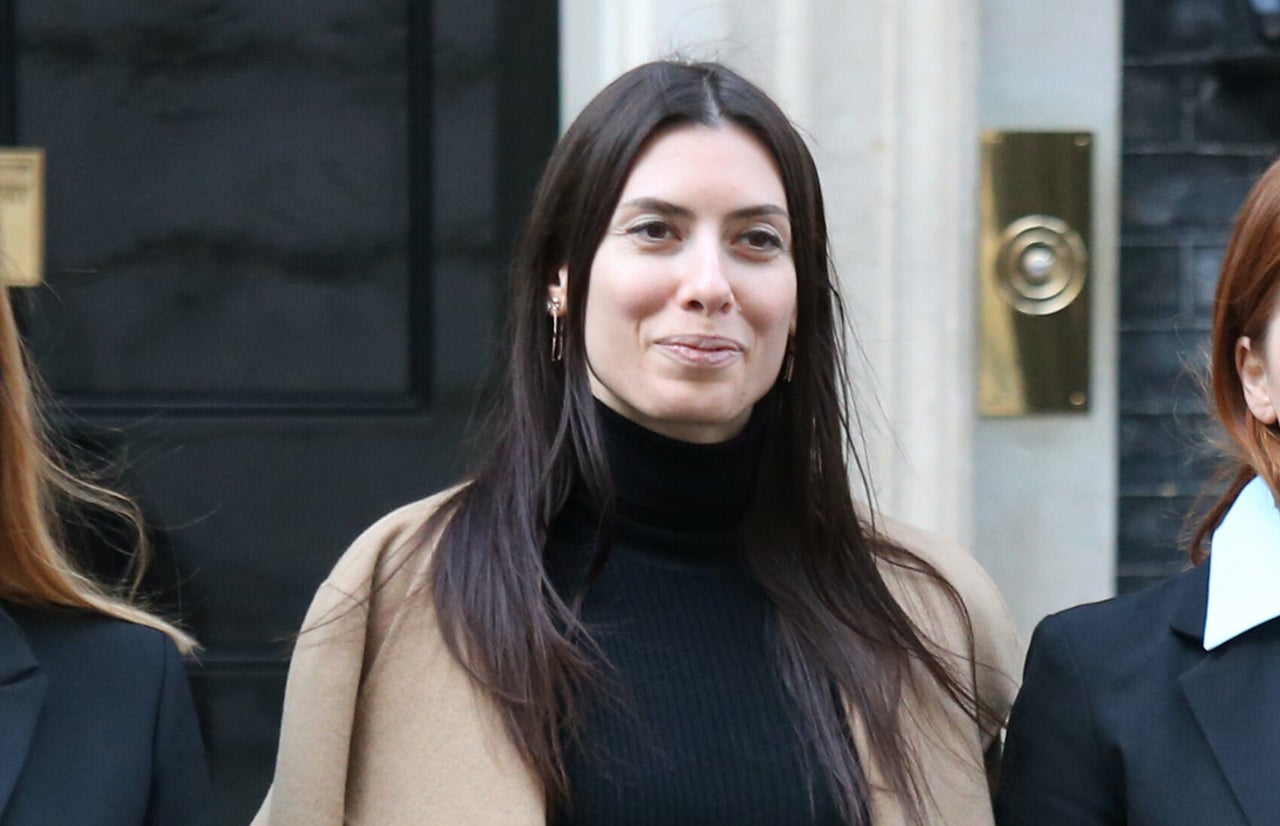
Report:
0,288,195,653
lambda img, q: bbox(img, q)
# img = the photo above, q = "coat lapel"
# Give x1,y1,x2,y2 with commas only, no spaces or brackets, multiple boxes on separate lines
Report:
0,604,46,816
1173,564,1280,826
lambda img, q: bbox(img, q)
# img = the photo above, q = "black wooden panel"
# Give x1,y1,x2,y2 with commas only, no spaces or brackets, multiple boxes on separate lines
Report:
109,413,471,650
0,0,12,144
15,0,415,401
189,668,285,825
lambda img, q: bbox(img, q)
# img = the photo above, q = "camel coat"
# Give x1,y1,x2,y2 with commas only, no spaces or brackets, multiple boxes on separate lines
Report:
253,490,1020,825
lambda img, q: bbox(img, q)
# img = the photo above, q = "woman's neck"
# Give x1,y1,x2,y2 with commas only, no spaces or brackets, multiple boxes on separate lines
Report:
592,400,765,535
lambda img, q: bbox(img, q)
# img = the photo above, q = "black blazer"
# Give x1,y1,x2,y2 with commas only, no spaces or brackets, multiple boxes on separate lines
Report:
995,562,1280,825
0,601,213,825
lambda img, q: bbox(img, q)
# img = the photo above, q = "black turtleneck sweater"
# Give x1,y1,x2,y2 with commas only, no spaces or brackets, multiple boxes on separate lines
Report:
545,403,843,826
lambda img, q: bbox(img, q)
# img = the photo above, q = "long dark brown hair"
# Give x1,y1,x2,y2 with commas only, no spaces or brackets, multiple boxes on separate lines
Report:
1192,156,1280,562
426,60,989,823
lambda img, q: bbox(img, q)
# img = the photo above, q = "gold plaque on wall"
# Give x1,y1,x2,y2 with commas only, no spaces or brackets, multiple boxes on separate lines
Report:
0,149,46,287
978,131,1091,416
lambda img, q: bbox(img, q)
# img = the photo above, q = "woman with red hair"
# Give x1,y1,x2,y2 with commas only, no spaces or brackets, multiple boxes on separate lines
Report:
997,157,1280,825
0,284,212,824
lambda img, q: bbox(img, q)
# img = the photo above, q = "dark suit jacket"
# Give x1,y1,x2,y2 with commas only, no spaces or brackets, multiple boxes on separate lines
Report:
0,601,213,825
995,562,1280,826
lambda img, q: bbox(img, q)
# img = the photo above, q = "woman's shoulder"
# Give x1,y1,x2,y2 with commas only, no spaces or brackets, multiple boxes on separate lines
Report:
295,484,467,650
871,514,1023,698
874,516,1016,639
878,517,999,599
1032,563,1204,661
2,602,213,822
4,601,175,668
319,484,466,601
1,601,190,727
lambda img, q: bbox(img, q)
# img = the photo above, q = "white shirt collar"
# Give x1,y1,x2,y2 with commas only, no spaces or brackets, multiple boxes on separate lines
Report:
1204,475,1280,650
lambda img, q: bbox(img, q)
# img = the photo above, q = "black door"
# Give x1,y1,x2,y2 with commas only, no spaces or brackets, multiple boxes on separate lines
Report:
1,2,558,821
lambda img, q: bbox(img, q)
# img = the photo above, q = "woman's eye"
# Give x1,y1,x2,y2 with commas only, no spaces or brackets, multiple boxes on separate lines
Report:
629,221,674,242
740,228,783,251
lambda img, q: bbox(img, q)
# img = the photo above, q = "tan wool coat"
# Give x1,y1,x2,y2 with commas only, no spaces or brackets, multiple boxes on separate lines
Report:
252,489,1021,826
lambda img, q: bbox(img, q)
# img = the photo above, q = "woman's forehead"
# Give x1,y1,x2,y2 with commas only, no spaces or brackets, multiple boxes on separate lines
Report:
612,124,786,210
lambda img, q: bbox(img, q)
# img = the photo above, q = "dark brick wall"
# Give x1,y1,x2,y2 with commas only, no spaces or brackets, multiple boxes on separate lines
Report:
1119,0,1280,591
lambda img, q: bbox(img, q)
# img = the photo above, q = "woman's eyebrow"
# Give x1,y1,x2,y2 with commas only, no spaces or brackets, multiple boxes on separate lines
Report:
728,205,789,221
617,197,693,218
618,198,789,222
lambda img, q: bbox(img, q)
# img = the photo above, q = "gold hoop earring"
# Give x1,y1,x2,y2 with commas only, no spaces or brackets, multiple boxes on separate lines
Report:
783,337,795,382
547,298,564,362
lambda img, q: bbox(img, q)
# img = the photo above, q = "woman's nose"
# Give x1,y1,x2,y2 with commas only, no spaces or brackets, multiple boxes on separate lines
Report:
678,237,734,315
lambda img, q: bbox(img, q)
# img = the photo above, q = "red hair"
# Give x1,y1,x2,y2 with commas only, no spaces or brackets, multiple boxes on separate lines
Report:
1192,156,1280,562
0,287,195,651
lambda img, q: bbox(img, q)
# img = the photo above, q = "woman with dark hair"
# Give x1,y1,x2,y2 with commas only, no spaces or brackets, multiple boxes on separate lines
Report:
254,60,1018,826
996,157,1280,825
0,285,212,823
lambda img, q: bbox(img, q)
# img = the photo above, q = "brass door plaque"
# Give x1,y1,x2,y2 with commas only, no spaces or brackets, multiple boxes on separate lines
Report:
979,131,1091,415
0,149,45,287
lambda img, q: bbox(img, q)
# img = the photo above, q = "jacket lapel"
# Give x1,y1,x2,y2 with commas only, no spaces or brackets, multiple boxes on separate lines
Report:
1173,564,1280,826
0,604,46,816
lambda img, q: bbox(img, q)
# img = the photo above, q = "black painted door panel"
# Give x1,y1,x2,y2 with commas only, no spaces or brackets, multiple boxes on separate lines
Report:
1,1,557,822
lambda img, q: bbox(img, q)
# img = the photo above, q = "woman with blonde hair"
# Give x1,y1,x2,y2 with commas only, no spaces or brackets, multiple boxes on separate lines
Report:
0,287,212,823
997,156,1280,824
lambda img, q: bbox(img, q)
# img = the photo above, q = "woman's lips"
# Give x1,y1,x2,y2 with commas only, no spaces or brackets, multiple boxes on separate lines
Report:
653,335,744,367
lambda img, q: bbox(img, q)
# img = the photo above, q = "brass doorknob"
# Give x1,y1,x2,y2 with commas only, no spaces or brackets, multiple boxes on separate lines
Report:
993,214,1088,316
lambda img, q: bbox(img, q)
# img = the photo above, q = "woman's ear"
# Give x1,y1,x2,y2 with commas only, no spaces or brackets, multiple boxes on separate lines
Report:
547,266,569,315
1237,336,1278,425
